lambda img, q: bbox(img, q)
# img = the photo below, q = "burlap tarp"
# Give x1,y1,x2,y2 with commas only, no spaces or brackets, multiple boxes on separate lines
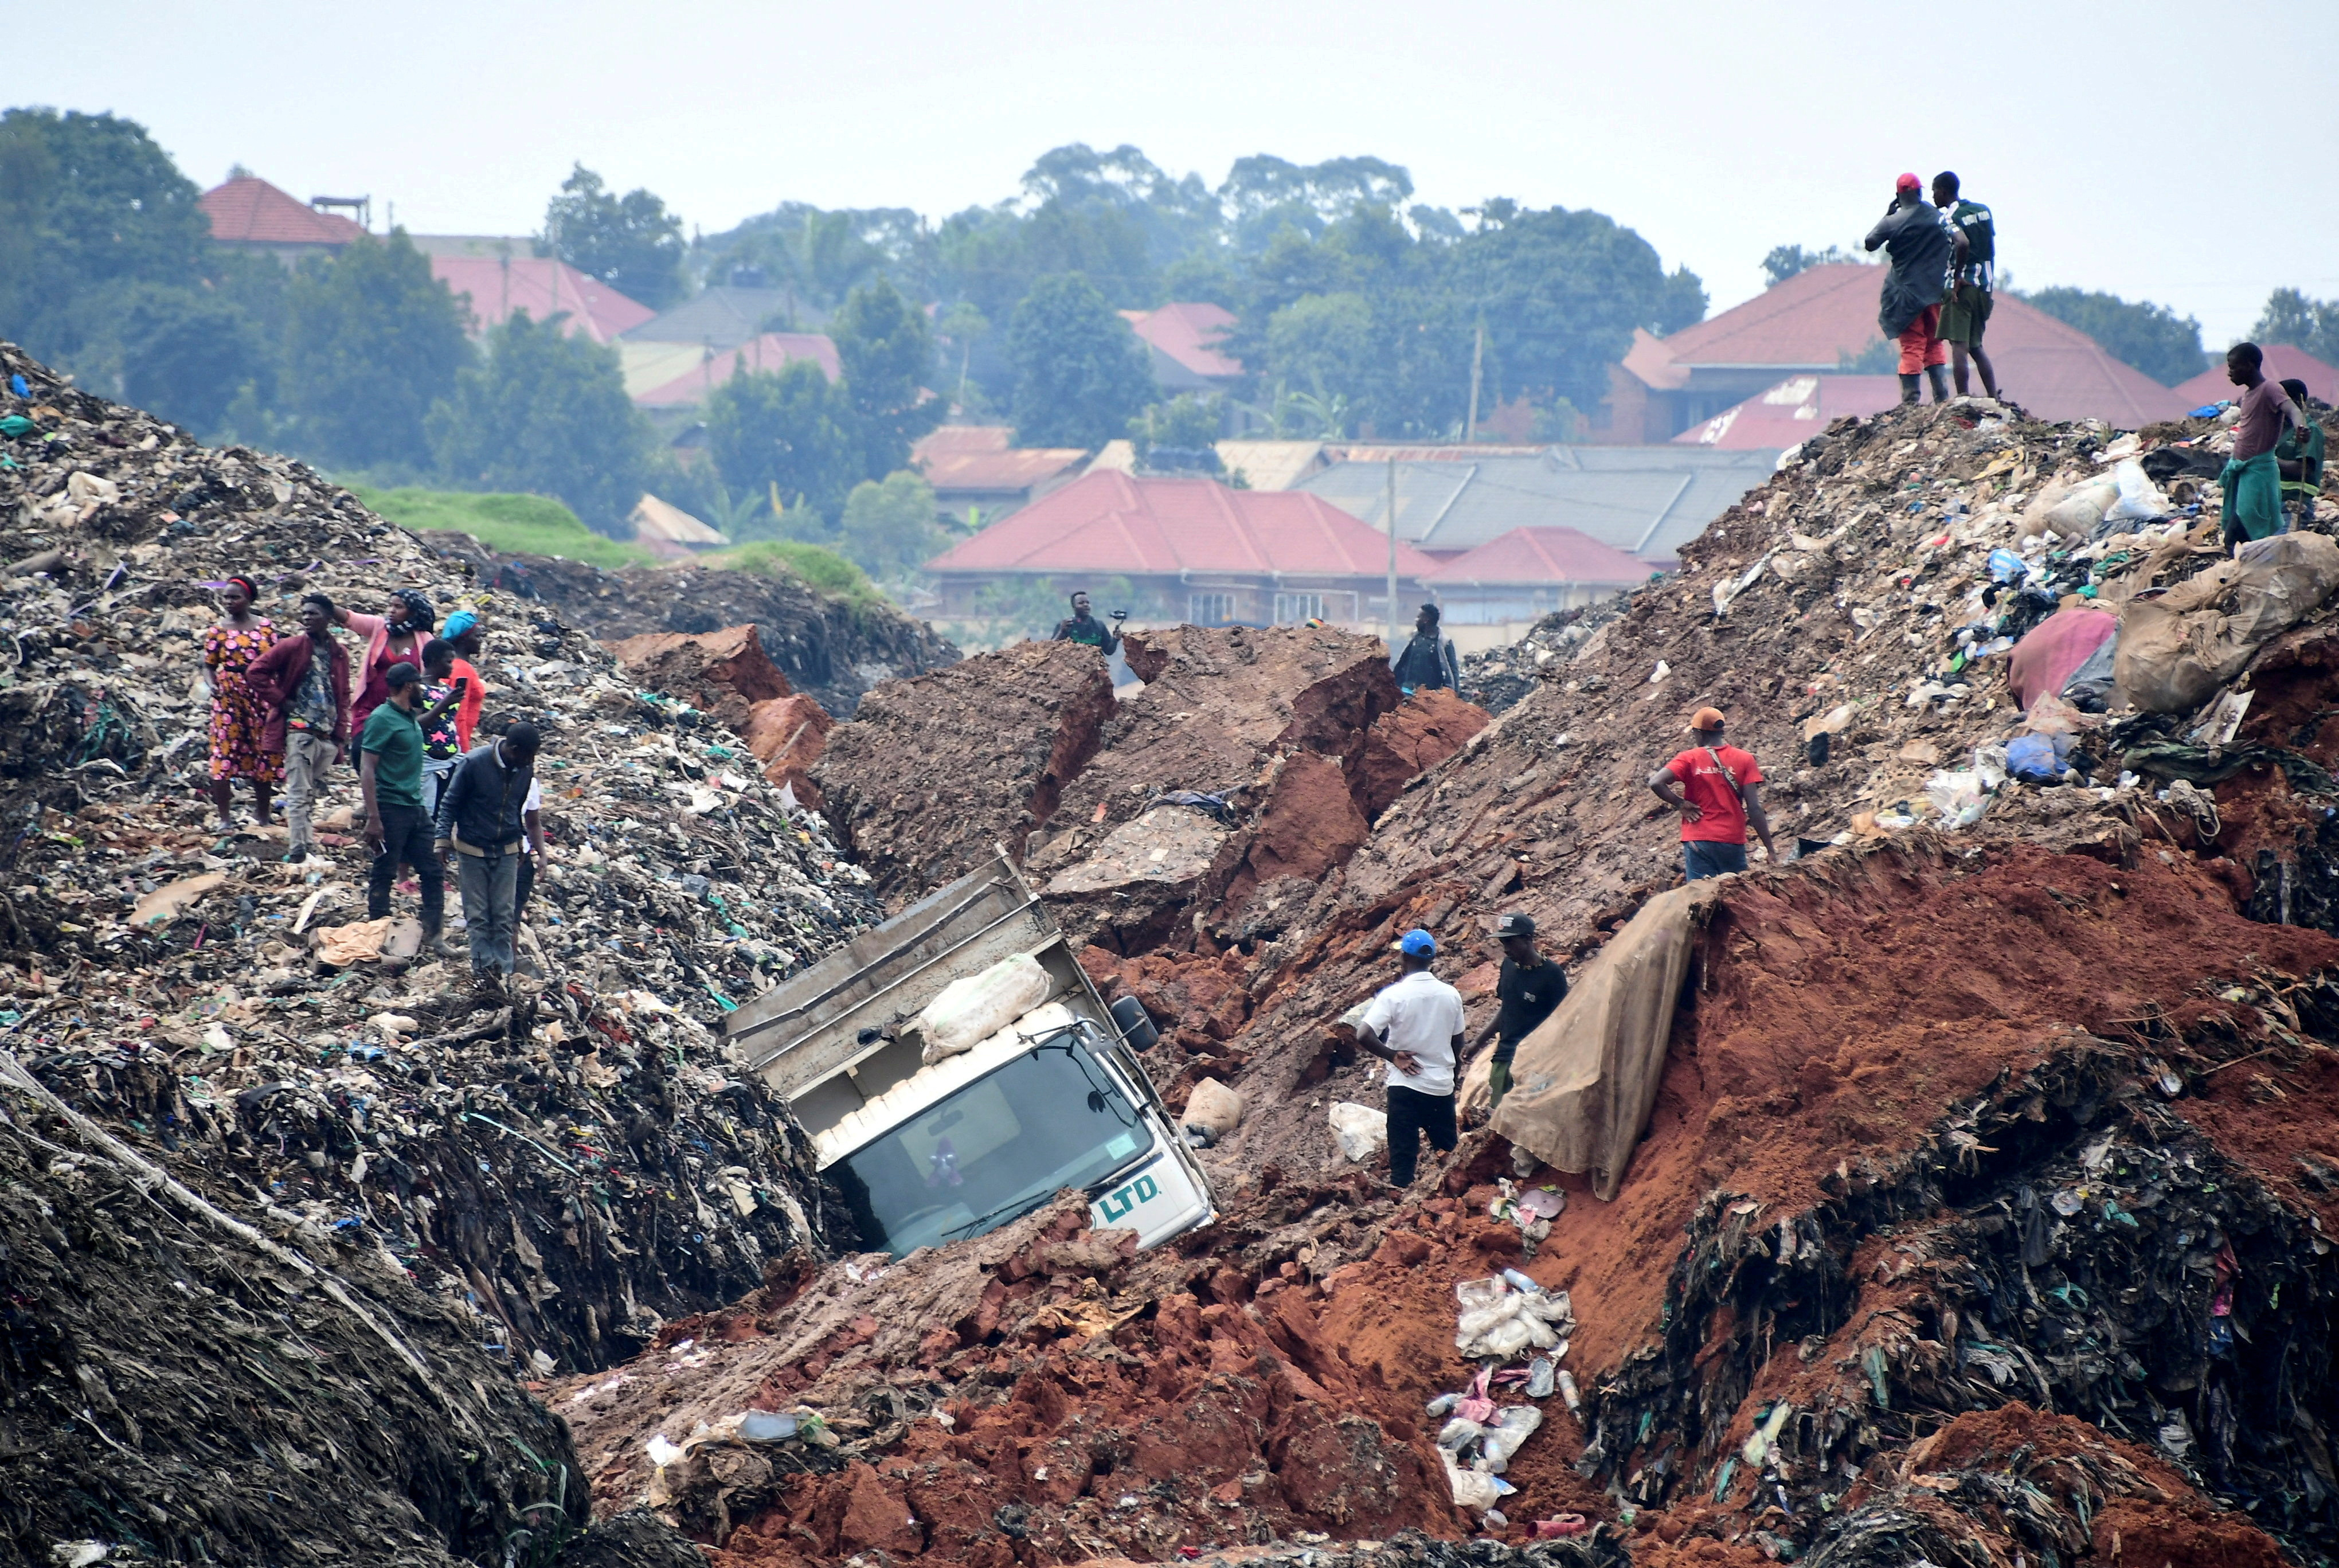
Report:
2115,533,2339,714
1479,880,1720,1201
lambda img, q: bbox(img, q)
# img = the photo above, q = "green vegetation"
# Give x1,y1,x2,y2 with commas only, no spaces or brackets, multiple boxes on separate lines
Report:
2020,287,2206,386
542,163,687,310
2255,288,2339,365
351,486,654,568
701,539,880,607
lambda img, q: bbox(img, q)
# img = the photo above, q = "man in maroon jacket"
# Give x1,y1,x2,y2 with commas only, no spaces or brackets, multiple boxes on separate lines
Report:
246,592,353,863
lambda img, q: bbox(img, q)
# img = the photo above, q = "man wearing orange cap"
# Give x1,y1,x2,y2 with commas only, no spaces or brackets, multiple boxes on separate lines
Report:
1649,707,1777,881
1864,173,1955,405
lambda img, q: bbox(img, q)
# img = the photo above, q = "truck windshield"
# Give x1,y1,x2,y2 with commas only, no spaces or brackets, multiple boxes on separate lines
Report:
830,1035,1149,1257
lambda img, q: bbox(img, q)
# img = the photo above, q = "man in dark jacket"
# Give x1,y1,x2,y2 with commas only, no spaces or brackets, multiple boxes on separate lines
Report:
245,592,352,864
433,722,541,994
1864,173,1955,405
1391,603,1460,694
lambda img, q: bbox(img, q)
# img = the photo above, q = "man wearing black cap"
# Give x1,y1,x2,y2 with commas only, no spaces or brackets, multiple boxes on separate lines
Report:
359,662,445,951
1471,913,1567,1109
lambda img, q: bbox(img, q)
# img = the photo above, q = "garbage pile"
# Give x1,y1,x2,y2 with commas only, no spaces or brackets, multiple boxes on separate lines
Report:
1457,597,1632,717
420,532,960,718
0,341,886,1387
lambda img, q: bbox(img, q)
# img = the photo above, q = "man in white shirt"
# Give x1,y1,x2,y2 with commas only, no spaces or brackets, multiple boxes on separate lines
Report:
1356,928,1467,1188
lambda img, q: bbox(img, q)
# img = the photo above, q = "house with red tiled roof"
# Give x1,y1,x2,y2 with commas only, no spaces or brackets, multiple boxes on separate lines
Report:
1421,527,1650,624
1119,303,1243,394
1672,374,1906,449
406,237,655,345
2170,343,2339,411
912,427,1090,525
925,469,1436,627
623,332,842,412
199,175,366,265
1600,263,2193,439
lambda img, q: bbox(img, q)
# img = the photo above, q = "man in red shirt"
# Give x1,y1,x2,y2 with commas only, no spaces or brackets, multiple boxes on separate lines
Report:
1649,706,1777,880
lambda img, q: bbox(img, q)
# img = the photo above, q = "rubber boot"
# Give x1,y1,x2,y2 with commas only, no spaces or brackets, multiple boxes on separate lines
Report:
1898,373,1921,405
1927,364,1953,402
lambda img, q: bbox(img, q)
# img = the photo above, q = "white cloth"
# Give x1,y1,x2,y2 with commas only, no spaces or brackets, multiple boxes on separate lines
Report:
523,778,542,812
1362,969,1466,1096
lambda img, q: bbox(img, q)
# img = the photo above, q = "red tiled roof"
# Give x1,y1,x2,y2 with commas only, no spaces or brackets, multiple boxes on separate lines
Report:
1672,374,1906,448
926,470,1438,578
1120,302,1242,380
200,176,366,247
430,256,653,345
1422,527,1652,588
910,427,1089,493
631,333,842,409
2170,344,2339,410
1630,264,2192,428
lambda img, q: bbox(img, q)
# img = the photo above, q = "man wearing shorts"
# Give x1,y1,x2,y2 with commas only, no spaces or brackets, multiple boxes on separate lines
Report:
1933,171,2000,400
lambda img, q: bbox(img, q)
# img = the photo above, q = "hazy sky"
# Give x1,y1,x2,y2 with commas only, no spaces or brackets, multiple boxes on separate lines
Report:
15,1,2336,347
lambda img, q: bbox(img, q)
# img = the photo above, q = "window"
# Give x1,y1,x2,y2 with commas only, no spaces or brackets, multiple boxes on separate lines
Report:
1188,592,1235,626
1273,592,1325,624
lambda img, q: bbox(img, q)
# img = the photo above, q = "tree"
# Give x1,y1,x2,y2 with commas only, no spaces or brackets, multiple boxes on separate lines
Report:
832,277,944,476
280,232,472,470
2254,288,2339,364
115,283,272,436
1464,205,1693,413
1761,244,1859,286
2021,287,2206,385
1265,292,1374,410
541,164,687,310
1130,394,1225,471
0,108,220,375
838,470,949,584
1007,273,1157,448
705,358,862,523
427,309,652,533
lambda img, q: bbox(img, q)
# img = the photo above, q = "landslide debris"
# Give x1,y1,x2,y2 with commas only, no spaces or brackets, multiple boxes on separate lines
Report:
420,534,959,719
0,351,876,1369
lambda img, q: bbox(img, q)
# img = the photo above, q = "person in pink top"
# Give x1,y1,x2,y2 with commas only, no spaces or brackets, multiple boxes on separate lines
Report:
1648,706,1777,881
337,589,436,744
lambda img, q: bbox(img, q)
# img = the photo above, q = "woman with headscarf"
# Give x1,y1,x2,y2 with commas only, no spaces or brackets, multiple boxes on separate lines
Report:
337,589,436,742
202,574,282,828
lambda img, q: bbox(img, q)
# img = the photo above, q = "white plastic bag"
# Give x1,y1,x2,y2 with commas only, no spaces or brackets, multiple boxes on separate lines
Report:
2104,459,2170,523
2041,477,2121,539
1328,1101,1388,1162
1480,1407,1544,1472
917,953,1051,1063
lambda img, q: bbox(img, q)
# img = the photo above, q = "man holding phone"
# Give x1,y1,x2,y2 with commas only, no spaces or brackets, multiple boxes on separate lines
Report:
1051,591,1124,655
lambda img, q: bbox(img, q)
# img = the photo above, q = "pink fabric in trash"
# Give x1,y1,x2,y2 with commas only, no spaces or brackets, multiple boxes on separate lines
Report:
2008,606,2117,709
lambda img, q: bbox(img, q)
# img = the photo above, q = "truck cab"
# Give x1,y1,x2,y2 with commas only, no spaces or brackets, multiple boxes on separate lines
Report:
726,850,1215,1257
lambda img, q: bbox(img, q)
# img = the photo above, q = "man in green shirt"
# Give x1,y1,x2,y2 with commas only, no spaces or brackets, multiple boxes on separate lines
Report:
2277,377,2326,533
360,662,445,947
1932,172,2000,400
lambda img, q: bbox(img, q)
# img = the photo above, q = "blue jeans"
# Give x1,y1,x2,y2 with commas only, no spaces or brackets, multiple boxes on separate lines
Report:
455,847,519,976
1683,840,1749,881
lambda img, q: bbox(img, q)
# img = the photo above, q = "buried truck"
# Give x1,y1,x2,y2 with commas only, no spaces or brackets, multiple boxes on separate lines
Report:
726,848,1215,1256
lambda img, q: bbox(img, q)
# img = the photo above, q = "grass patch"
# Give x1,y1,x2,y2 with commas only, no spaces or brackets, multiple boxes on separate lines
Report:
353,486,655,569
701,540,881,607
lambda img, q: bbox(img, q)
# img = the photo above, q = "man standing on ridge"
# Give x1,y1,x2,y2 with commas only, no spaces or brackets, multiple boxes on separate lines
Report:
1650,706,1777,881
1051,591,1122,655
436,721,542,998
2222,343,2307,546
1354,928,1466,1189
1392,603,1460,694
1470,913,1567,1110
1864,173,1955,405
1933,171,2000,401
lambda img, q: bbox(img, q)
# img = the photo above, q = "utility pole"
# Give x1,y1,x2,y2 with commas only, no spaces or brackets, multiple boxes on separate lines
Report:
1465,320,1485,443
1385,455,1399,655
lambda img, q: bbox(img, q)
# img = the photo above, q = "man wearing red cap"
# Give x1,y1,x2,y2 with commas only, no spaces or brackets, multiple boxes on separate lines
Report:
1649,707,1777,881
1864,173,1956,405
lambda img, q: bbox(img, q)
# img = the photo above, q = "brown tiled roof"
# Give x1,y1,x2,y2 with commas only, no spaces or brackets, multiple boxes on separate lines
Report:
200,177,365,247
911,427,1088,493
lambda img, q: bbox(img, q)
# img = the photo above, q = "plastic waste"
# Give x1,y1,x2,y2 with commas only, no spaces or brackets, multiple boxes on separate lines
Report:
1527,1356,1555,1398
1479,1406,1544,1471
1556,1368,1582,1414
2104,459,2172,523
1437,1416,1488,1450
1988,547,2027,583
1327,1101,1389,1162
740,1410,799,1442
917,953,1051,1063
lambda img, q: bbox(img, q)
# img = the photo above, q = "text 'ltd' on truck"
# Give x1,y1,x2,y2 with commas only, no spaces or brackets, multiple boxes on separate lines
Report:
725,848,1216,1257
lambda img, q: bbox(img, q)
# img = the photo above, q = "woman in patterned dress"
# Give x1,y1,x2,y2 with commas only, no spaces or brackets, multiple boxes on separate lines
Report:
204,574,282,828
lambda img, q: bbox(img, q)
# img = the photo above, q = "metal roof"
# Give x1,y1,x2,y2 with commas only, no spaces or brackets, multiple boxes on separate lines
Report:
427,255,654,345
1119,302,1242,380
912,427,1089,495
1673,375,1905,449
1293,446,1777,562
622,286,827,350
624,333,841,408
1421,527,1653,588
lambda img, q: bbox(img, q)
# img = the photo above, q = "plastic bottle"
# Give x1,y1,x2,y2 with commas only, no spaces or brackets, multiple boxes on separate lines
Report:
1556,1369,1582,1414
1499,1268,1540,1294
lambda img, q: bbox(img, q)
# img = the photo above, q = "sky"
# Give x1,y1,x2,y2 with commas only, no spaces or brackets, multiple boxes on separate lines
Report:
13,0,2337,348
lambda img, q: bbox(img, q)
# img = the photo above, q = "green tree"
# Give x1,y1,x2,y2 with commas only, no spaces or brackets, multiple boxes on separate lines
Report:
541,163,687,310
281,231,472,470
838,469,949,583
1464,204,1693,412
1265,291,1374,408
705,357,862,523
2021,287,2206,385
427,309,652,533
832,277,944,476
1007,273,1156,448
2253,288,2339,363
1761,244,1859,286
115,283,273,436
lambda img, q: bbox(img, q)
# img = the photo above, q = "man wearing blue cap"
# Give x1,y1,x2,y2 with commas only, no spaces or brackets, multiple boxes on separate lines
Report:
1356,927,1467,1188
